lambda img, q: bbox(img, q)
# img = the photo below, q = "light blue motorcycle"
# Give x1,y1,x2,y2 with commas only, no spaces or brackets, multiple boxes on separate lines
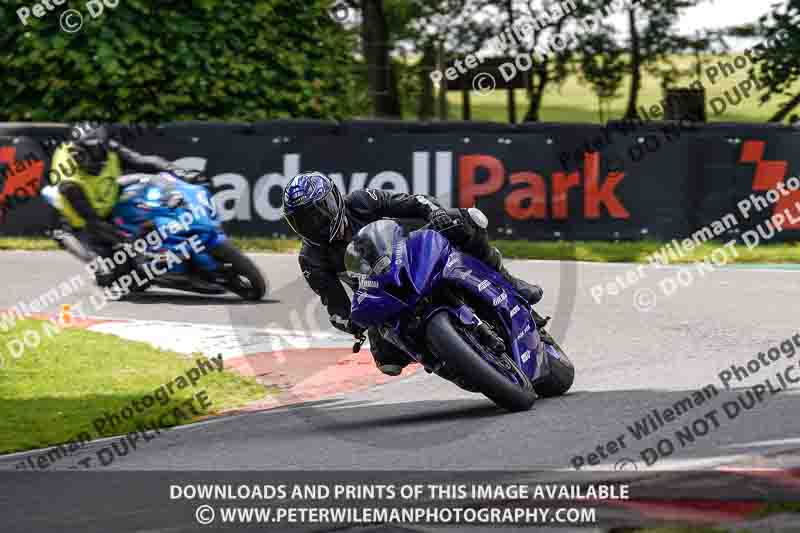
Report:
43,172,267,300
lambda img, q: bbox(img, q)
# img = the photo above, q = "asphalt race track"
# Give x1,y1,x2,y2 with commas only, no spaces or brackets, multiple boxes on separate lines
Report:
2,250,800,472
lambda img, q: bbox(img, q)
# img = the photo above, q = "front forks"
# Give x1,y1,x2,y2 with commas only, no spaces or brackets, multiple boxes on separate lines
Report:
438,286,506,355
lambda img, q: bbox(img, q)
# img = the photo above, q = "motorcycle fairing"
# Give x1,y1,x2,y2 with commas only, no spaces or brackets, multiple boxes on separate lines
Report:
438,250,545,381
350,226,546,381
112,173,225,273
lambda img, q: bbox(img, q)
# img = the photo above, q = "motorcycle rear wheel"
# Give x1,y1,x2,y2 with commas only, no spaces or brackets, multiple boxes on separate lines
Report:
532,339,575,398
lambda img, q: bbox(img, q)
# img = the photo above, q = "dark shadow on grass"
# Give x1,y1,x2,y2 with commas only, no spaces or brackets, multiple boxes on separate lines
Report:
0,392,217,465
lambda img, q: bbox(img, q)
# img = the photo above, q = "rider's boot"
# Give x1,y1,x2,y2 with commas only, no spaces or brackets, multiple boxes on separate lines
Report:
486,246,543,305
482,245,555,344
369,328,413,376
529,307,556,345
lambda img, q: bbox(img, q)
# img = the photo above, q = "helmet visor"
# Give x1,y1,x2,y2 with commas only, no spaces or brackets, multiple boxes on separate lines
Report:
283,186,343,246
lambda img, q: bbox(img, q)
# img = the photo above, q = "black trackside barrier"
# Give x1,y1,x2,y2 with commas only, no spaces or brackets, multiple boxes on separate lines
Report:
1,121,799,243
0,135,57,233
251,119,340,137
337,120,519,136
159,121,255,137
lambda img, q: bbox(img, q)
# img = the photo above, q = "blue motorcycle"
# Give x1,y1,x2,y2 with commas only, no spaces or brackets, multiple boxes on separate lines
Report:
44,172,267,300
345,219,574,411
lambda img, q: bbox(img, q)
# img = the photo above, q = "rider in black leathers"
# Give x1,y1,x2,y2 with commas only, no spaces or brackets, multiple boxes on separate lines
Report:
282,171,545,376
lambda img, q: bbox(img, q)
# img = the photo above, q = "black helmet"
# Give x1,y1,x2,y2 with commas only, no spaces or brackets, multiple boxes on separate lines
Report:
68,121,110,175
282,171,346,246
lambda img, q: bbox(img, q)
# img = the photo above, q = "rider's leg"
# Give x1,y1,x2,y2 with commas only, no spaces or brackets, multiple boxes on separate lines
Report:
446,208,543,305
88,240,119,287
368,327,413,376
442,209,555,345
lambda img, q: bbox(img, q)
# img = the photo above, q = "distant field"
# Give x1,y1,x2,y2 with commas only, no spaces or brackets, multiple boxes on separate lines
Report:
431,54,800,124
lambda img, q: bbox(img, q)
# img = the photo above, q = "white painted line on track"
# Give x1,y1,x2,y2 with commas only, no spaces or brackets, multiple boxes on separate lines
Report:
565,453,755,472
86,317,356,360
565,260,800,273
723,437,800,449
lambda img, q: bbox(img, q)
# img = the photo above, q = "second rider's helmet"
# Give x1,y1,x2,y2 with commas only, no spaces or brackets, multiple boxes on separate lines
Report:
68,121,111,175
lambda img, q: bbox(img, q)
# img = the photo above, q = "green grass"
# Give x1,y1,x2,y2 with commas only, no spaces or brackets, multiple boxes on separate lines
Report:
229,236,302,253
0,236,301,253
0,236,59,251
755,501,800,517
5,236,800,264
436,54,800,124
494,239,800,264
0,319,268,455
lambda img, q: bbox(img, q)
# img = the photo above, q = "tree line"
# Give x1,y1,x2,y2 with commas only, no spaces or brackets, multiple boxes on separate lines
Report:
2,0,799,123
351,0,800,122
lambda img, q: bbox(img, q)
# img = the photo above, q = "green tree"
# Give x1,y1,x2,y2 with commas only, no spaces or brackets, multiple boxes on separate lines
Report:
0,0,363,122
576,32,626,122
390,0,497,119
740,0,800,122
501,0,577,122
616,0,707,119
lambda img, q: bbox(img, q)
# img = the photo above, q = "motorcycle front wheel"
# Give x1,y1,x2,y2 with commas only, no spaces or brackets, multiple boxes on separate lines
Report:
425,311,536,412
210,241,268,301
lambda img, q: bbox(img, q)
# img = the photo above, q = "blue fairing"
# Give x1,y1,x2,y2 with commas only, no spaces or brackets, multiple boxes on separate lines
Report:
111,172,225,273
439,251,546,381
349,224,549,383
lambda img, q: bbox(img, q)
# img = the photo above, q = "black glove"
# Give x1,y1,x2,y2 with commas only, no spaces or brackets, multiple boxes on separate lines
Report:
330,314,365,336
429,209,469,244
429,209,453,230
168,166,209,185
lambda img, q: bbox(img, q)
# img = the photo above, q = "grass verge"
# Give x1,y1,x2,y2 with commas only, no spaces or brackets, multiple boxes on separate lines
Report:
494,239,800,264
4,236,800,264
0,319,267,455
0,236,60,251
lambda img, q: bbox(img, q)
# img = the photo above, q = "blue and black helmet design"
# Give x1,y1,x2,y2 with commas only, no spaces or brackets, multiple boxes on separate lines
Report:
282,171,345,246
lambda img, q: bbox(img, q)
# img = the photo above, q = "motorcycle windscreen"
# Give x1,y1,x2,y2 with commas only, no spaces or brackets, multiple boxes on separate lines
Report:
344,219,401,275
346,220,410,327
